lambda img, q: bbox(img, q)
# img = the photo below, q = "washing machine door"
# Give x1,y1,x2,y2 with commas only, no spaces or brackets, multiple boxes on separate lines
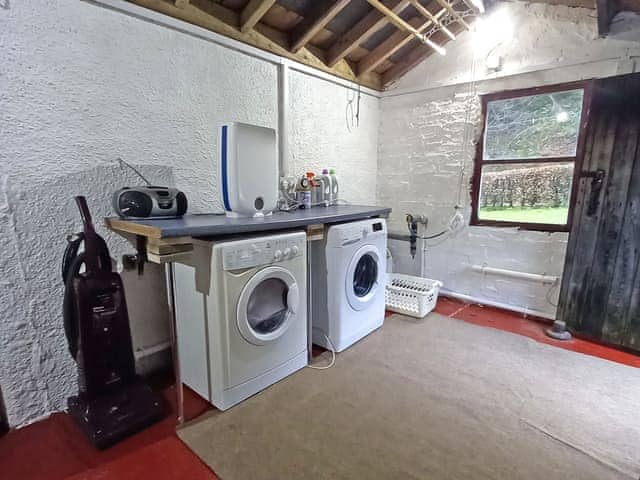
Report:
345,244,381,311
237,266,300,346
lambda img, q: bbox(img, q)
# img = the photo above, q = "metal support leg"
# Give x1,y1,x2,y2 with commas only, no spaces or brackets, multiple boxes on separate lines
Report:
166,262,184,426
307,239,313,360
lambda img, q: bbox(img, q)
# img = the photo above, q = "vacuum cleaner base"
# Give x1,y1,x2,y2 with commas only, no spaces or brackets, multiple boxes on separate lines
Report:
68,378,166,449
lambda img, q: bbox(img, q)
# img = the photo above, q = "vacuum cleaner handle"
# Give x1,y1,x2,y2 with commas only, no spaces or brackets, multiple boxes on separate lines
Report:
75,196,100,273
75,196,95,233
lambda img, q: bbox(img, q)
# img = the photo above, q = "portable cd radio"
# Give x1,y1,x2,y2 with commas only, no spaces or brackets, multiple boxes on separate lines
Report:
112,186,188,219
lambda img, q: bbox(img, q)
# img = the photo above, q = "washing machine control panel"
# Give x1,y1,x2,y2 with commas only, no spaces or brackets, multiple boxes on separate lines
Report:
222,236,305,270
338,220,387,246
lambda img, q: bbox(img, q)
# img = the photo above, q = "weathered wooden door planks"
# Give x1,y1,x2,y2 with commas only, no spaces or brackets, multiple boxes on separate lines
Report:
557,73,640,352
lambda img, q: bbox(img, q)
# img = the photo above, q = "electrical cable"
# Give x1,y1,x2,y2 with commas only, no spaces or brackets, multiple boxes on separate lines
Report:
417,32,480,260
307,327,336,370
346,83,361,133
455,38,479,208
545,277,560,308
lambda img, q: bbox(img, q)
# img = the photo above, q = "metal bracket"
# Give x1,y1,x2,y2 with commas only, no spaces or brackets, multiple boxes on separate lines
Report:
121,235,147,275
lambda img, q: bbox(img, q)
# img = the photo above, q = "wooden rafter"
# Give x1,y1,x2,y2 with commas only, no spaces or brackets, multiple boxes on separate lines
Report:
240,0,277,33
596,0,622,36
127,0,382,89
409,0,455,39
290,0,353,53
381,22,464,85
326,0,410,67
358,2,443,76
125,0,482,89
434,0,470,29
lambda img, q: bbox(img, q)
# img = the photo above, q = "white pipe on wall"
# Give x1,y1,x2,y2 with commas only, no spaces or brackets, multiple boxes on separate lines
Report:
278,61,290,177
471,264,558,285
440,288,555,320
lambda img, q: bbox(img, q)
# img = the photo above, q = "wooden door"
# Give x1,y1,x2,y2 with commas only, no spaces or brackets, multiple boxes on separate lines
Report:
557,73,640,352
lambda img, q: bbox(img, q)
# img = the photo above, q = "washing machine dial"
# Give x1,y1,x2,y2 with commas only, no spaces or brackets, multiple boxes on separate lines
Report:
290,245,299,257
274,249,283,261
283,247,291,259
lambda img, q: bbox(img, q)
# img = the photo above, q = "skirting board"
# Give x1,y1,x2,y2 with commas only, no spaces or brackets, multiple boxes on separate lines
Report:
439,288,555,321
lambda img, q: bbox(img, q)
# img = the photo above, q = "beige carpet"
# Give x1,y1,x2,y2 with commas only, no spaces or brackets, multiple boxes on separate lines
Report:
178,313,640,480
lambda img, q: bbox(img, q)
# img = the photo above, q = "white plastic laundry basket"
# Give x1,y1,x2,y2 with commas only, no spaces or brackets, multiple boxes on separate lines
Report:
385,274,442,318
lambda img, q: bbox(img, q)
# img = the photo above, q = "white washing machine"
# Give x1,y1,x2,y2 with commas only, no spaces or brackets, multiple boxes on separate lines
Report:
311,218,387,352
173,231,307,410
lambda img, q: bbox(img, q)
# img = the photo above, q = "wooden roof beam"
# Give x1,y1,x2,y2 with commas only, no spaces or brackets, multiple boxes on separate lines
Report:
381,22,464,86
128,0,382,90
326,0,411,67
290,0,353,53
597,0,622,36
409,0,456,39
433,0,471,30
358,3,444,75
240,0,277,33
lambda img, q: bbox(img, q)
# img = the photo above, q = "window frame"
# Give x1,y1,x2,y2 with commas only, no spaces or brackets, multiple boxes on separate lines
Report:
470,81,593,232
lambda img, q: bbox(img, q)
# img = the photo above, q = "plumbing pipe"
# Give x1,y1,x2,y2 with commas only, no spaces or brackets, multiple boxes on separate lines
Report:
278,61,290,177
471,264,558,285
439,288,555,320
419,222,427,278
133,340,172,360
388,232,413,242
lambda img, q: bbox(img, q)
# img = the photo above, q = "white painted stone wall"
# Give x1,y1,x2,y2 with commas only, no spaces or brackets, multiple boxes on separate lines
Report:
379,1,640,317
0,0,378,426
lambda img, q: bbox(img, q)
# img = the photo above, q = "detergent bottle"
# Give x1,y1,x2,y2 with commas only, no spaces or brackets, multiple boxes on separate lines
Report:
329,168,339,205
320,168,333,205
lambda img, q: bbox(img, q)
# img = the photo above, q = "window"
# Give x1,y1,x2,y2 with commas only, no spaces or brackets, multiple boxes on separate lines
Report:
471,82,590,232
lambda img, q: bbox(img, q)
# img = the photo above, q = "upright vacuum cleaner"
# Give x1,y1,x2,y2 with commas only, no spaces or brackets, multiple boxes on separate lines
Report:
63,196,165,449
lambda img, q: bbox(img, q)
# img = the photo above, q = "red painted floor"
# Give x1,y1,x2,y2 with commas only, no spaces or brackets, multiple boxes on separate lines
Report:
434,296,640,369
2,299,638,479
0,382,216,480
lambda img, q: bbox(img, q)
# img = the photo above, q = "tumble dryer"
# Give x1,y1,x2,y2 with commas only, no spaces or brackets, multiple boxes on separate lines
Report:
173,231,307,410
311,218,387,352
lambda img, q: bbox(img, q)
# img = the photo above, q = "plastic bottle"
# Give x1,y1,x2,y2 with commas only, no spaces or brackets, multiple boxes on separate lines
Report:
329,168,339,205
320,168,333,205
296,173,313,209
312,175,328,207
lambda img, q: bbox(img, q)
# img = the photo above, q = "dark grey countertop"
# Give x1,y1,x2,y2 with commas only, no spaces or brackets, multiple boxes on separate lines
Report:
106,205,392,239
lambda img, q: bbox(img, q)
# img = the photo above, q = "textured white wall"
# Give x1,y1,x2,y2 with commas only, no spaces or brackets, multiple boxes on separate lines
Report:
0,0,379,426
379,1,639,317
289,71,379,204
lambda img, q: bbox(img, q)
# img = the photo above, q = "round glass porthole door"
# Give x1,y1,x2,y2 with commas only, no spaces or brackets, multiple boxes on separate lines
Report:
237,266,299,346
346,245,381,311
